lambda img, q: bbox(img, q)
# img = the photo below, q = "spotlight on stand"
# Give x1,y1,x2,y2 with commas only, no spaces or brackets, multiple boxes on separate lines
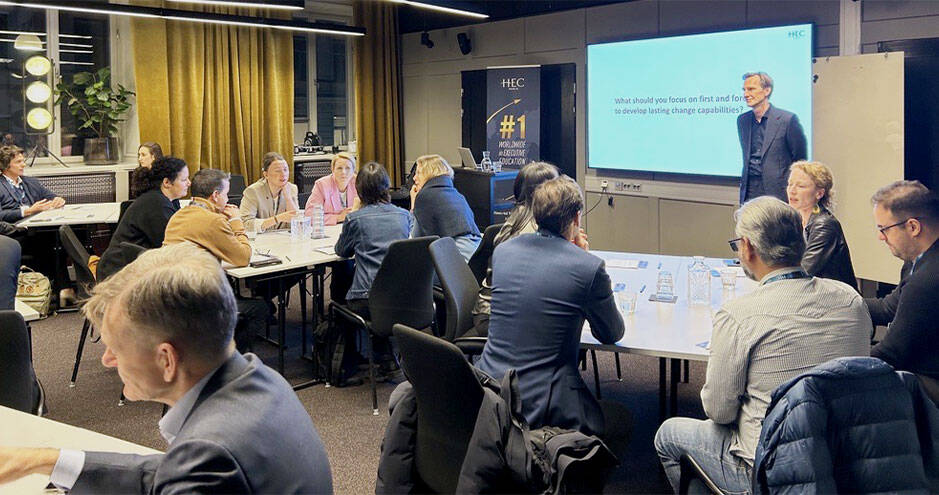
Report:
21,53,67,167
420,31,434,49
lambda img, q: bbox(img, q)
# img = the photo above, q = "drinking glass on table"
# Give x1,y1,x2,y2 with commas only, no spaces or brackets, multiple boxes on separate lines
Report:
245,220,257,240
720,267,737,290
656,270,674,299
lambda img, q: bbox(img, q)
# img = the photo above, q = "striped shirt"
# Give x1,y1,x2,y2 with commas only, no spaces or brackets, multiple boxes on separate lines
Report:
701,267,871,464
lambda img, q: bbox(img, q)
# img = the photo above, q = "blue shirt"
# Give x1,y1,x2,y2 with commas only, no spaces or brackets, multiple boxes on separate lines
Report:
335,202,413,300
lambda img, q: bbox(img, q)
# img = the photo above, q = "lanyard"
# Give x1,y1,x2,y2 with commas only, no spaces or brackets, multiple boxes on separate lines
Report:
762,270,809,285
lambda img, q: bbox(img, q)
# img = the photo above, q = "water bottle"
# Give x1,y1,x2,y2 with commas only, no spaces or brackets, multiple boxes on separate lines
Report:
688,256,711,306
311,205,325,239
479,151,493,172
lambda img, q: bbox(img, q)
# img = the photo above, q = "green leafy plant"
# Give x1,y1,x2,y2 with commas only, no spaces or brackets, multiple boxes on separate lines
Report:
55,67,134,139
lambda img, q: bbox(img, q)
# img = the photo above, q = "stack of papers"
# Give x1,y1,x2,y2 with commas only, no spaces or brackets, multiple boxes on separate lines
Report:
606,259,640,270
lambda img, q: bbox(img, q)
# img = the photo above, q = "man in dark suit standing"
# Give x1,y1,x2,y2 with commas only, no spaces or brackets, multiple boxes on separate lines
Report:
0,243,333,494
866,181,939,383
0,145,65,222
737,72,807,204
476,176,624,437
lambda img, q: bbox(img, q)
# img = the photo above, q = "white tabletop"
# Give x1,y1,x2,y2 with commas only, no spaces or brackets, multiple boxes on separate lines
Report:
14,299,39,322
17,202,120,228
224,224,344,279
581,252,757,361
0,405,160,494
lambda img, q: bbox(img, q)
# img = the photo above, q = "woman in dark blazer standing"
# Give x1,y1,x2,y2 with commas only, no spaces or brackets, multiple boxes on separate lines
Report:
786,160,858,290
97,157,190,281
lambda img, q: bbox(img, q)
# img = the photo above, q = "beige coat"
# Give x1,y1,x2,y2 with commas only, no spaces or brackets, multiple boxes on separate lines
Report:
239,178,299,232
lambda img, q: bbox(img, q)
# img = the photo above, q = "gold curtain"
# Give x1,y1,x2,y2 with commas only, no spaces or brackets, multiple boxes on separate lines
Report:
354,1,402,185
131,8,293,184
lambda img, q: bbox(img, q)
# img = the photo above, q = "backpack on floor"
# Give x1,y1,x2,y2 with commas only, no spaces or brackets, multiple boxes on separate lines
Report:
17,266,52,316
312,315,357,386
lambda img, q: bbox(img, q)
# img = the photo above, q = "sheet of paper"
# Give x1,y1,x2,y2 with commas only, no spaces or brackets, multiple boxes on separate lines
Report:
606,258,640,270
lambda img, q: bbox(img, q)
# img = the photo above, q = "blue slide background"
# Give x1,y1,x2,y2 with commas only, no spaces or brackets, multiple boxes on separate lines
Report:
587,24,813,177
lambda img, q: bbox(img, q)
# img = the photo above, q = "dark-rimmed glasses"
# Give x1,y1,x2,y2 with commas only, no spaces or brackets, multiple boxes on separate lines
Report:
728,237,742,252
877,218,916,236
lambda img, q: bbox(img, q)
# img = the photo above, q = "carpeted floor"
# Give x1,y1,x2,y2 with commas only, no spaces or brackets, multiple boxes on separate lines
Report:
28,284,710,494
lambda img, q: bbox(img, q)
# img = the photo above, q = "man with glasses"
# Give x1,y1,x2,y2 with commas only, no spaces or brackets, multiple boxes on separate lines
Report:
655,197,870,493
867,181,939,384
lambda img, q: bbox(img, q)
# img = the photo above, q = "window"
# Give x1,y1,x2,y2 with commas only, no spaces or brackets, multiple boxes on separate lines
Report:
293,34,350,147
0,7,109,161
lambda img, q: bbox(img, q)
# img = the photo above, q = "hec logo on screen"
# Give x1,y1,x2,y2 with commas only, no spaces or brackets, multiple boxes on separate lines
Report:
788,29,807,39
501,78,525,90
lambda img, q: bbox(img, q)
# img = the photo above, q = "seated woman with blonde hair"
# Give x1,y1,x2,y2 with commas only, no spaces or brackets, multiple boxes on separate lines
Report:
786,160,857,290
304,151,358,225
410,154,481,261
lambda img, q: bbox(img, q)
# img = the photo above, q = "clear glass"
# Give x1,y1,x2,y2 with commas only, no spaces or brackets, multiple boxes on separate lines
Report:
311,204,325,238
479,151,492,171
720,267,737,290
615,287,637,314
656,270,674,298
58,11,110,156
245,220,257,240
688,256,711,306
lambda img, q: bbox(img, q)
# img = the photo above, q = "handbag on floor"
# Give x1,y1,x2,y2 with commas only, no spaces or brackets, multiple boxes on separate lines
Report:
17,266,52,316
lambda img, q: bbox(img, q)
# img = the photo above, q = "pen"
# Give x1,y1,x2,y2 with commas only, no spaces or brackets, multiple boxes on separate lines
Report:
285,256,291,262
640,284,646,293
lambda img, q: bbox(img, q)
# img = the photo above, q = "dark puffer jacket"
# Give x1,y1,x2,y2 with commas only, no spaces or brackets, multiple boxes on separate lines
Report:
753,357,939,494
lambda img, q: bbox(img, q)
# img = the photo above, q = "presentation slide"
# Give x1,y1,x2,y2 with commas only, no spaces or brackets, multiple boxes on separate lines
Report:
587,24,813,177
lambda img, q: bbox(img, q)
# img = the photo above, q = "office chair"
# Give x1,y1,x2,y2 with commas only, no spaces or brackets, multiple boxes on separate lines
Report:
59,226,99,387
467,222,503,286
330,236,438,414
428,237,487,355
0,310,45,415
118,200,134,223
393,323,485,493
228,174,247,206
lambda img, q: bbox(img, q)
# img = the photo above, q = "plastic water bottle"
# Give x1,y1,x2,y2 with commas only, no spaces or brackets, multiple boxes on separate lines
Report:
479,151,492,172
311,205,325,239
688,256,711,306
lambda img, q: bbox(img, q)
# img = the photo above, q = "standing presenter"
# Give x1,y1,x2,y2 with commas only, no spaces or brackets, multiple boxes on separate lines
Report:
737,72,807,204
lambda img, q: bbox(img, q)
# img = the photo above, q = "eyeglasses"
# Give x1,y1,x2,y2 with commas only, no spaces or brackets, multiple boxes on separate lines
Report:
728,237,742,252
877,218,916,235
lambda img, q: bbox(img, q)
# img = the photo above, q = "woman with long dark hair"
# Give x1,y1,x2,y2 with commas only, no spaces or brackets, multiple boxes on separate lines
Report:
471,161,559,335
98,157,190,281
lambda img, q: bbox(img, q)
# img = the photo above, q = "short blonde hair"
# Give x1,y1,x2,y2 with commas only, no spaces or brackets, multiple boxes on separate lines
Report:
331,152,356,173
790,160,834,209
414,154,454,183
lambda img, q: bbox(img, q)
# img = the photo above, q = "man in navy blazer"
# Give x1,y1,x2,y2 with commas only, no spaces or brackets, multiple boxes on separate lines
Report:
737,72,807,204
476,176,624,436
0,243,333,494
0,145,64,222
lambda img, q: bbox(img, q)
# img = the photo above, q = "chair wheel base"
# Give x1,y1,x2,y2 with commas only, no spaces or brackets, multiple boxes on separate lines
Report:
372,408,379,416
68,382,76,388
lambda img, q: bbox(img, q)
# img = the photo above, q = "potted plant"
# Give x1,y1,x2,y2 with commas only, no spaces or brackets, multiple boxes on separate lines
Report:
55,67,134,165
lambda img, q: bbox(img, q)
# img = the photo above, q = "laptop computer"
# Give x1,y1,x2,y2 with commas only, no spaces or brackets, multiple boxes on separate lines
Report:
458,147,477,169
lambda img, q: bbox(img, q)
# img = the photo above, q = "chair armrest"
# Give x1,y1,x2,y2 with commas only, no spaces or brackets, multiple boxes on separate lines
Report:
678,454,725,494
453,336,487,356
330,302,368,330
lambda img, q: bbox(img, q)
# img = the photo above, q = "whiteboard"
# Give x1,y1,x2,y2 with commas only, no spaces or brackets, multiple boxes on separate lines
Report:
813,53,904,284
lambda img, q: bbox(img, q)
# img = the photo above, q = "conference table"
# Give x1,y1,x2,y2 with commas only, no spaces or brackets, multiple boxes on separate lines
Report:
0,405,160,494
225,225,343,382
580,251,757,419
15,203,121,228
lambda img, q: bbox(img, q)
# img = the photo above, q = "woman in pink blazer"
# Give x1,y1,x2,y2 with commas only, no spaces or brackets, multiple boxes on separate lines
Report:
305,152,358,225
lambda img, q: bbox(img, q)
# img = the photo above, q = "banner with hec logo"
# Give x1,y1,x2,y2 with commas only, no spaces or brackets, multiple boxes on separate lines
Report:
486,67,540,168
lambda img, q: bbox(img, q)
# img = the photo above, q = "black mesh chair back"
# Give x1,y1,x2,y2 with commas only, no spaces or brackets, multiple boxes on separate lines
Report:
59,225,95,298
467,222,503,285
118,200,134,223
0,310,39,413
120,242,148,264
393,324,485,494
229,174,247,206
367,236,438,337
429,237,480,341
